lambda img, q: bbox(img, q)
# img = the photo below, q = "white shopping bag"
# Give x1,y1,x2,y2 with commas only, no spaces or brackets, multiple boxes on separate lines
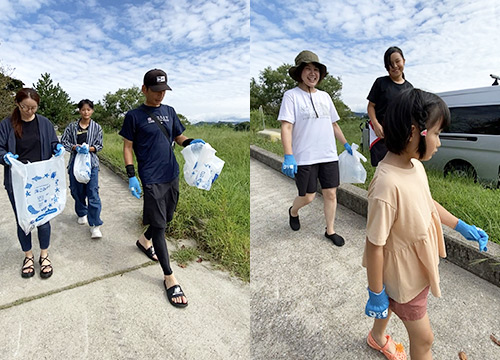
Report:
181,142,225,191
10,154,67,235
339,143,367,184
73,143,91,184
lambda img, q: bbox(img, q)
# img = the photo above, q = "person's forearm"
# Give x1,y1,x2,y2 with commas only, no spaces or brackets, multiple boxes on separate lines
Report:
365,239,384,293
367,102,379,125
175,134,188,146
281,121,293,155
332,122,347,144
123,142,134,166
434,200,459,228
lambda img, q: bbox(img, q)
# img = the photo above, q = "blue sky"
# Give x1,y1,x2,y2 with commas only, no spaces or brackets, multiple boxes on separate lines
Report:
251,0,500,113
0,0,249,123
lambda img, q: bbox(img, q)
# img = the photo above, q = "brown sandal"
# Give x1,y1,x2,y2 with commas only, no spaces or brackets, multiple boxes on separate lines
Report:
39,255,53,279
21,256,35,278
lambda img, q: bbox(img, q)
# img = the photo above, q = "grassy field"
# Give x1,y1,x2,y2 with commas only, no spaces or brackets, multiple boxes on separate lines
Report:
251,114,500,245
100,126,250,281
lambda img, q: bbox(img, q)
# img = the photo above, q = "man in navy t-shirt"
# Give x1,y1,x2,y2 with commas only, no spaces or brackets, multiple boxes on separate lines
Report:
119,69,204,308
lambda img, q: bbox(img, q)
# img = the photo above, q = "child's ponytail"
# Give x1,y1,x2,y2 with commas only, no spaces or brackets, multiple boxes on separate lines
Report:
411,90,431,158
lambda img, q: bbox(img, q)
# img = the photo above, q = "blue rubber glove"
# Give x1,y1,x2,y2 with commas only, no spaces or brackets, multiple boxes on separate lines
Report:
76,144,89,154
365,286,389,319
281,154,297,178
128,176,142,199
455,219,488,252
344,143,353,155
54,144,64,157
3,152,19,165
190,139,205,145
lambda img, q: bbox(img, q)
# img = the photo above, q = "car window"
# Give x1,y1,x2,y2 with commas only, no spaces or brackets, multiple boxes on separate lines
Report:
444,105,500,135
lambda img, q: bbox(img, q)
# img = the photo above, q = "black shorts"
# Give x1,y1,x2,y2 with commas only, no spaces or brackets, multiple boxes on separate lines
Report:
370,140,388,167
143,178,179,228
295,161,339,196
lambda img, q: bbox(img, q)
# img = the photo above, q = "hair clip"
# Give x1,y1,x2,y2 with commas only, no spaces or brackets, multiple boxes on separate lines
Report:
420,129,427,136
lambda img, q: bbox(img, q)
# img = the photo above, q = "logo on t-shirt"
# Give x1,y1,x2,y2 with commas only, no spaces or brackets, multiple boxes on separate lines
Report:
158,115,169,124
146,115,169,124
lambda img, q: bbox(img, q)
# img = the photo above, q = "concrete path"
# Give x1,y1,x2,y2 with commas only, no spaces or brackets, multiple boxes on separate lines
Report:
0,154,249,360
250,158,500,360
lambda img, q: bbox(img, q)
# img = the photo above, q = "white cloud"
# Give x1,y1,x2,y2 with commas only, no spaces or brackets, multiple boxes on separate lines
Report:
251,0,500,113
0,0,250,123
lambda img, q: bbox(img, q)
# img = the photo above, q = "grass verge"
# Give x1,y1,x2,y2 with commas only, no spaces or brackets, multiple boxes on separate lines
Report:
100,126,250,282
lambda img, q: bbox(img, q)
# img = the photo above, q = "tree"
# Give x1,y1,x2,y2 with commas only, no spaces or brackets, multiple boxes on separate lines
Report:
0,64,24,120
234,121,250,131
250,64,296,118
250,63,354,121
33,73,74,130
178,113,190,127
93,86,144,131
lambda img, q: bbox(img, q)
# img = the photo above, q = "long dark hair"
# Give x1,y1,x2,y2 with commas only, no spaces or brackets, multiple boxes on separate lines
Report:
384,46,406,79
11,88,40,138
384,88,451,159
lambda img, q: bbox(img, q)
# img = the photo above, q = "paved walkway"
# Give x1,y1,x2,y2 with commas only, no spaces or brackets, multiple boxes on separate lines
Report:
0,154,249,360
250,158,500,360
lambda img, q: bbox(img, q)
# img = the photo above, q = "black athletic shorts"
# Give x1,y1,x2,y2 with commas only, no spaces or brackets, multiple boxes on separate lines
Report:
143,178,179,228
370,140,388,167
295,161,339,196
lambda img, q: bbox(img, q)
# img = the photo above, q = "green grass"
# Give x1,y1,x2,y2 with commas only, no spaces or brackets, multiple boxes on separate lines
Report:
100,126,250,281
171,247,200,267
250,116,500,245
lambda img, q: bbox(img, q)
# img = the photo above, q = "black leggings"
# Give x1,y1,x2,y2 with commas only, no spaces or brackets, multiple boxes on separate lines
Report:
144,225,172,276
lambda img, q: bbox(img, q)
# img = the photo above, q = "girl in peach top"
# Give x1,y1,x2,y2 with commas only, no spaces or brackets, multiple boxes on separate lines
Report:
363,89,488,360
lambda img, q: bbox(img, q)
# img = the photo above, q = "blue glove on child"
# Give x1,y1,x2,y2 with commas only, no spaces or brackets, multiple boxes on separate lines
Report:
455,219,488,252
281,154,297,178
76,144,89,154
128,176,142,199
3,152,19,165
365,285,389,319
190,139,205,145
344,143,353,155
54,144,64,157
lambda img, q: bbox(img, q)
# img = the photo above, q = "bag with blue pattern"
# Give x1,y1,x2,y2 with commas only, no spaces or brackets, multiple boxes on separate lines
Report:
10,154,67,235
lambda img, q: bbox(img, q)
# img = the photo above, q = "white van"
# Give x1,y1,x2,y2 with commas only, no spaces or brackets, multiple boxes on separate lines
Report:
424,84,500,187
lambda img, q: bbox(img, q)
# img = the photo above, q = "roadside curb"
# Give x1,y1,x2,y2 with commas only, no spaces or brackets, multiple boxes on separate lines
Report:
250,144,500,288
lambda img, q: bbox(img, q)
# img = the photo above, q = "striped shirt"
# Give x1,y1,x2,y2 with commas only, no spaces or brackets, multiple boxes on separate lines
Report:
61,119,103,169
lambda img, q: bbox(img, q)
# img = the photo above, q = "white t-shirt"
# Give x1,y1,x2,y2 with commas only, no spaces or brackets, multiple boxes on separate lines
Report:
278,86,340,165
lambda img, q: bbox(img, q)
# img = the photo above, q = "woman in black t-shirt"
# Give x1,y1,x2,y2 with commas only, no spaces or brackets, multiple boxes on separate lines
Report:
0,88,63,278
367,46,413,166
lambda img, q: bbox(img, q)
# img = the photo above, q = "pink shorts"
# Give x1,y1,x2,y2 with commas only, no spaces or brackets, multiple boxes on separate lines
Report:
389,286,429,321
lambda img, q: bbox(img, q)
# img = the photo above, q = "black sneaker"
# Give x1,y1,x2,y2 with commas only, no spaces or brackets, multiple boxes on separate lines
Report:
325,232,345,247
289,206,300,231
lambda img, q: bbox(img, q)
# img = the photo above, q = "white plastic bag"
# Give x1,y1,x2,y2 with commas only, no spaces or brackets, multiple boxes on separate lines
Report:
338,143,367,184
10,154,67,235
73,143,91,184
181,142,225,191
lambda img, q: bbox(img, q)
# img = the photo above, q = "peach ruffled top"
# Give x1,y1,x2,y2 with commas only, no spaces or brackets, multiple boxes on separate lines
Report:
363,159,447,303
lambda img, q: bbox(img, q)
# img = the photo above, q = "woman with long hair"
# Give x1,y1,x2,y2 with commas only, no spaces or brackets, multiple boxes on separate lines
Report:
0,88,64,278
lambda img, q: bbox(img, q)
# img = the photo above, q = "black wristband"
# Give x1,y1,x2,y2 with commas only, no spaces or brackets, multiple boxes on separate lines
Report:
182,138,194,147
125,164,135,178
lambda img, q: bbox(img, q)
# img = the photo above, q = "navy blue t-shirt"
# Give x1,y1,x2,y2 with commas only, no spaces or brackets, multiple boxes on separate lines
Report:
119,104,185,185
